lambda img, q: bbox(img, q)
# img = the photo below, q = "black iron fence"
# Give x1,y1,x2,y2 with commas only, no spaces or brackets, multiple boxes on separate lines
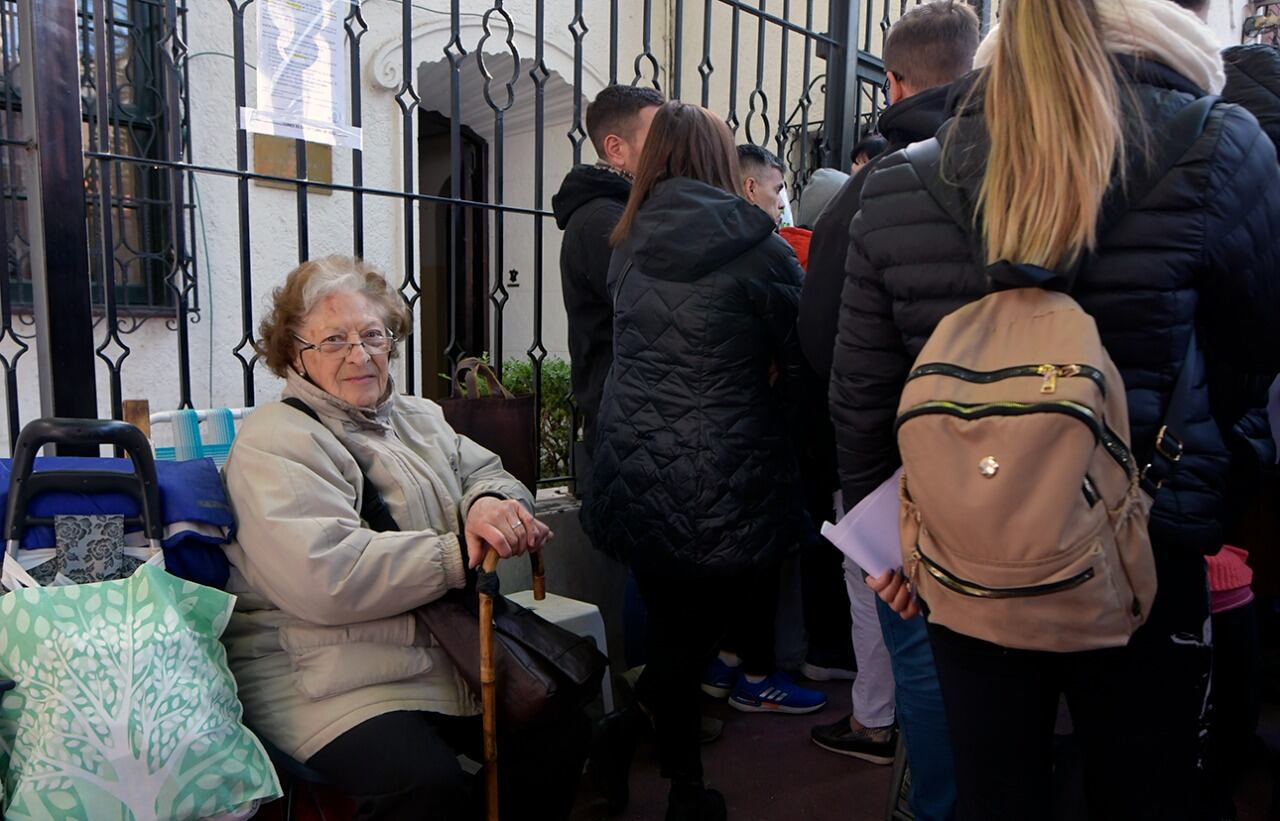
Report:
5,0,988,479
1245,2,1280,44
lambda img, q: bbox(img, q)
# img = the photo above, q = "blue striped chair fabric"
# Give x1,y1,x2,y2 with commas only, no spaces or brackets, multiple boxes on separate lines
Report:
152,408,241,468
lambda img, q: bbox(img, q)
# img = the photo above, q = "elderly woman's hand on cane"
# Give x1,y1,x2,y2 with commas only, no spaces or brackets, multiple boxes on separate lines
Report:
464,496,553,569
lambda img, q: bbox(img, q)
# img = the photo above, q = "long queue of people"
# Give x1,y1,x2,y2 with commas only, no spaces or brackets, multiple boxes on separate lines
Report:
554,1,1280,820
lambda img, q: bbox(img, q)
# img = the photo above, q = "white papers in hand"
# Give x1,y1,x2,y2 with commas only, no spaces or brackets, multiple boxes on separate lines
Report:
820,468,903,578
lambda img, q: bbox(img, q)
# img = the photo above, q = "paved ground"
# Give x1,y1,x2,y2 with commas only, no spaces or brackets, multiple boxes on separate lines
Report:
571,679,895,821
571,680,1280,821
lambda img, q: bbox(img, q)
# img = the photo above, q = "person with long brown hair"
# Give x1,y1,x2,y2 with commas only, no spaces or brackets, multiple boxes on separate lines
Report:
830,0,1280,819
583,101,808,821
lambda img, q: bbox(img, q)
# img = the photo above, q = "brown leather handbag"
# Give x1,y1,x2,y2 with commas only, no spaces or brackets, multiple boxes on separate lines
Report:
437,358,538,494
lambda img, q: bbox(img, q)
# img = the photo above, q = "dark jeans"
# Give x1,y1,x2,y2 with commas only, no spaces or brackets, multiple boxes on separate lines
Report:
1202,600,1261,819
626,568,778,676
927,550,1211,821
722,565,780,676
632,566,776,783
801,533,855,667
306,709,590,821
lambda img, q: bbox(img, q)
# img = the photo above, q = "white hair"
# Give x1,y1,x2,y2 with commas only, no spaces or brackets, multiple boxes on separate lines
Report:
298,256,381,319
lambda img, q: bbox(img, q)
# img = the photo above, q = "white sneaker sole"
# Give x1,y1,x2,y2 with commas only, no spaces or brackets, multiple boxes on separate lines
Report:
729,696,826,715
800,662,857,682
810,736,895,765
700,683,732,699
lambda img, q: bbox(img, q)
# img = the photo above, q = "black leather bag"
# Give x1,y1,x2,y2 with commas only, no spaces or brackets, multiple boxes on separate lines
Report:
282,397,606,728
420,574,607,727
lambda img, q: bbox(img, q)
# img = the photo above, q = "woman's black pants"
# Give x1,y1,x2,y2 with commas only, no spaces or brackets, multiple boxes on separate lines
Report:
631,566,776,785
927,550,1212,821
306,708,590,821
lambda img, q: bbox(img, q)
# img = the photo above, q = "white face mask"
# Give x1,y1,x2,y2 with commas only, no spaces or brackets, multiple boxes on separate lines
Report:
777,184,795,228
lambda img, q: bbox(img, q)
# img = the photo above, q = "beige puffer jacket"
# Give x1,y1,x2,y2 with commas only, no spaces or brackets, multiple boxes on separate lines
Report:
221,371,533,761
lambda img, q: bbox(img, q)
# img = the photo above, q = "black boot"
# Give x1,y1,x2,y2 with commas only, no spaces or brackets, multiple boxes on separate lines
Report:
666,781,727,821
587,705,644,813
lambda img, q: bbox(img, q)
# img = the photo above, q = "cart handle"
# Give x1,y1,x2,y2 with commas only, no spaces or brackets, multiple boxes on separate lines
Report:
5,418,163,546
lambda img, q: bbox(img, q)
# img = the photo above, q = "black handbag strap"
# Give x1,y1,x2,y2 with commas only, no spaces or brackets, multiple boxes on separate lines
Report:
281,397,401,533
1139,330,1198,496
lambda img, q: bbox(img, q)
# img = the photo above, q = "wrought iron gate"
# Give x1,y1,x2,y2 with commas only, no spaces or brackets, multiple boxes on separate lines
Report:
3,0,986,477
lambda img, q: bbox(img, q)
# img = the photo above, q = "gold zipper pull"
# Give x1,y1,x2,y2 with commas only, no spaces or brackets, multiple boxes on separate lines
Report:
1039,365,1057,394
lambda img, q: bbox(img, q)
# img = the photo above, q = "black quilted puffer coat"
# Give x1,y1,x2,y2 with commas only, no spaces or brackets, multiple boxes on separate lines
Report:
1224,44,1280,149
830,57,1280,557
584,176,807,578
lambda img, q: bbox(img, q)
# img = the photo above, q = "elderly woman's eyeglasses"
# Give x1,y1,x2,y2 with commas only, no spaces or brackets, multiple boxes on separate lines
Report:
294,329,396,358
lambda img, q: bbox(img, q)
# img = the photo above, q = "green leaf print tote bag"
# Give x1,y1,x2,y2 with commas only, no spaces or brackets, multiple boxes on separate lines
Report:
0,563,281,820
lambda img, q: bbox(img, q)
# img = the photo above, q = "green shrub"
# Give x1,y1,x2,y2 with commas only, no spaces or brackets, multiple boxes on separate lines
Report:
500,356,575,482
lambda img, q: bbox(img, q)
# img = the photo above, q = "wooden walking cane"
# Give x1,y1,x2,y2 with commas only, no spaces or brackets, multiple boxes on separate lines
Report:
480,548,502,821
480,549,548,821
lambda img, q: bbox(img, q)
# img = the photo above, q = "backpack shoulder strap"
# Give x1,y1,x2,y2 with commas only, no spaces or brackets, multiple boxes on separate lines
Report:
903,137,972,245
1098,93,1220,230
281,396,401,533
903,137,1001,287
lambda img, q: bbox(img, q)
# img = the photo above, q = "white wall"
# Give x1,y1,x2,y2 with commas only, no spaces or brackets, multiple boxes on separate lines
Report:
1205,0,1245,47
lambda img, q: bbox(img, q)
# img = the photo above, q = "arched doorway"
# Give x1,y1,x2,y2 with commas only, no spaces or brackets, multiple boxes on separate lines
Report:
418,112,488,400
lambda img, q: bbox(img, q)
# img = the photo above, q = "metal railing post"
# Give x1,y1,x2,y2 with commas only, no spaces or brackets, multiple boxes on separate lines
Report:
824,0,862,169
19,0,98,445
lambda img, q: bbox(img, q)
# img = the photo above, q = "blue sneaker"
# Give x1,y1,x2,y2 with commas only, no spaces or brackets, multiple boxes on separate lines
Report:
700,657,740,699
729,672,828,715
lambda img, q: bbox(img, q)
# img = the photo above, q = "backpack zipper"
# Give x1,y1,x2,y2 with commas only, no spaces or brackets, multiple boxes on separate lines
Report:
912,547,1096,599
1082,474,1100,507
906,363,1107,397
895,400,1136,476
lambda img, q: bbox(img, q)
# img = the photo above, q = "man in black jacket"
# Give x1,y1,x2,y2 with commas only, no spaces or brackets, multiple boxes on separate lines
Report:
800,3,978,817
800,3,978,378
552,85,663,491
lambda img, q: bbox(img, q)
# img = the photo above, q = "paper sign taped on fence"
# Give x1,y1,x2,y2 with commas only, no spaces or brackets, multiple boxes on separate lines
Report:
820,468,903,578
241,0,362,151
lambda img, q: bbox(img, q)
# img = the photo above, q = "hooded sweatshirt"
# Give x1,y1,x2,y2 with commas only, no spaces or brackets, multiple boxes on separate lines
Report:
551,164,632,456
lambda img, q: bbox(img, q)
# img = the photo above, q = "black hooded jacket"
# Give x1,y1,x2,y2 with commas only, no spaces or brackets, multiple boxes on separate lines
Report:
829,58,1280,557
584,177,807,577
800,83,953,380
552,164,632,453
791,84,953,515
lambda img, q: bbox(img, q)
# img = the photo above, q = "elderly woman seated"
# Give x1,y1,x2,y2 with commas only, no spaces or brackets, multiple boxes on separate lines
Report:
221,255,588,820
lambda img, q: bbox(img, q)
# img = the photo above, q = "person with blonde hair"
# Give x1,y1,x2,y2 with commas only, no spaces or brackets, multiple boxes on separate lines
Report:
830,1,1280,818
